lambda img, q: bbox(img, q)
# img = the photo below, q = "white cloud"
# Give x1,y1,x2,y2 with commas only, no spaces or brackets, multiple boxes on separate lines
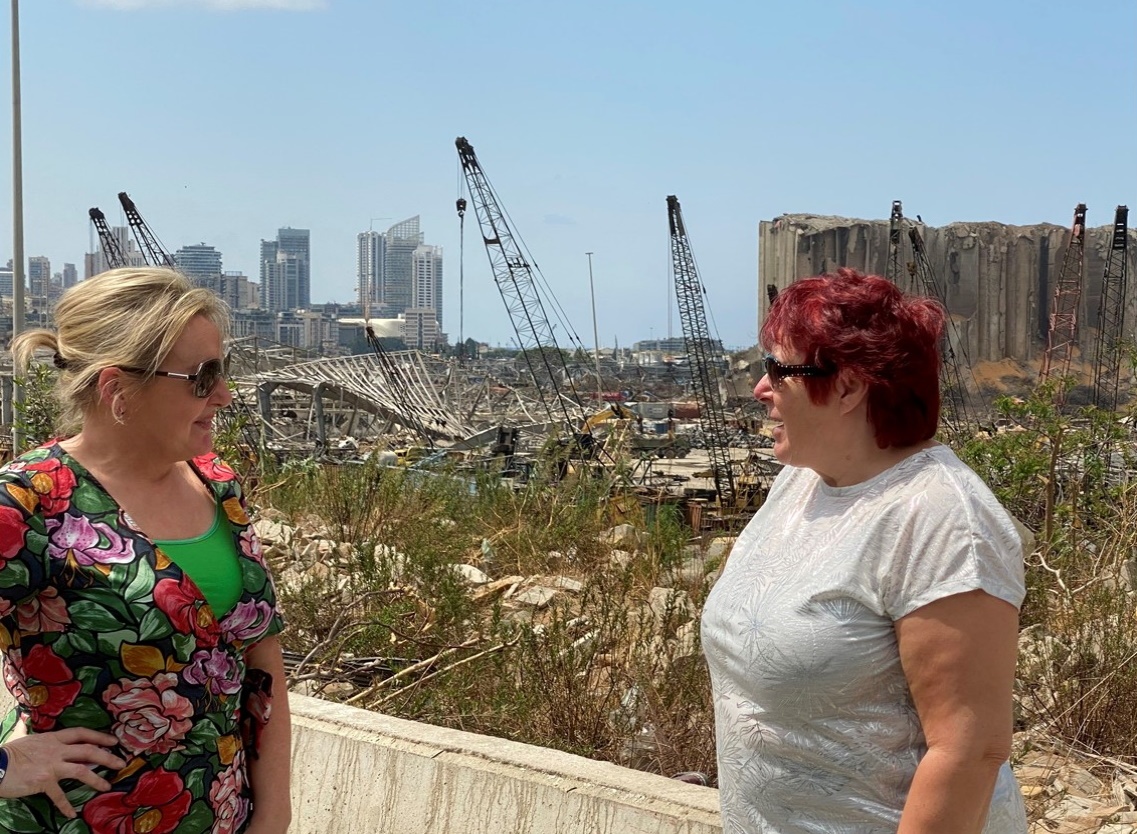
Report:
79,0,328,10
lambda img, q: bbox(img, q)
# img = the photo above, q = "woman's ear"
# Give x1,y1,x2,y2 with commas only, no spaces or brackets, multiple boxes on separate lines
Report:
95,367,123,408
95,367,132,423
834,370,869,416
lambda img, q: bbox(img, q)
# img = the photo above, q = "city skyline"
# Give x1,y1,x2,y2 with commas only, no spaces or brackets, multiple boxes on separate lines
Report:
1,1,1134,350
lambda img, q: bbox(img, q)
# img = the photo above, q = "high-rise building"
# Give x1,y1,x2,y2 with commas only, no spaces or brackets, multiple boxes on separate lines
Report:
278,227,311,310
260,228,310,313
174,243,223,291
62,263,78,290
219,272,257,311
85,226,147,278
356,230,386,315
381,216,422,316
403,308,440,351
355,217,442,323
28,257,51,304
411,244,443,327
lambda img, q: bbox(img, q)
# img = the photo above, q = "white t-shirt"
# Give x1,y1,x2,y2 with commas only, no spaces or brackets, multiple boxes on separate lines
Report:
701,445,1027,834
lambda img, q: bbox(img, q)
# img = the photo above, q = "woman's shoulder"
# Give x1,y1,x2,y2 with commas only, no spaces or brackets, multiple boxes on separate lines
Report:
903,445,1003,504
1,441,71,480
890,445,1021,540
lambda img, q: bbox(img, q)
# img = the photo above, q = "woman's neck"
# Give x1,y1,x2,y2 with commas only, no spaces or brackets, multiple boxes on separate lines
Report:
815,439,938,488
60,420,183,486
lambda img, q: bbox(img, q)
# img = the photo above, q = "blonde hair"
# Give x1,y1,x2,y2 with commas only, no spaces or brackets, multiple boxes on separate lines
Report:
11,267,230,434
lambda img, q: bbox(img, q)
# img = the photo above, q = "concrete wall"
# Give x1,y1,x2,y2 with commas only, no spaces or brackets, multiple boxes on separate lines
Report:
0,688,720,832
758,213,1137,365
290,694,722,834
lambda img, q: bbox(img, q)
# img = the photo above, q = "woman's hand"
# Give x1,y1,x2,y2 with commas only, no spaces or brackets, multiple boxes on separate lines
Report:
0,728,126,819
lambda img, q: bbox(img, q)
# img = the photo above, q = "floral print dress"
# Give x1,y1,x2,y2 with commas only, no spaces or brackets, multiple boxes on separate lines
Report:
0,442,283,834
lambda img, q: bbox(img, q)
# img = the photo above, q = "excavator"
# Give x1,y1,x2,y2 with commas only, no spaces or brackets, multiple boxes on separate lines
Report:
577,402,686,460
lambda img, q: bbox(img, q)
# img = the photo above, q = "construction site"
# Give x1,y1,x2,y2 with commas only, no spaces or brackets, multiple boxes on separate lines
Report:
14,145,1137,834
61,142,1136,530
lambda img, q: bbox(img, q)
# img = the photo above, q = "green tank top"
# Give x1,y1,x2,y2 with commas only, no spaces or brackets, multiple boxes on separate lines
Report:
154,503,243,616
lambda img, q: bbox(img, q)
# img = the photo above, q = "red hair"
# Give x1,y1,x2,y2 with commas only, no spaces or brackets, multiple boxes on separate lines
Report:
761,268,945,449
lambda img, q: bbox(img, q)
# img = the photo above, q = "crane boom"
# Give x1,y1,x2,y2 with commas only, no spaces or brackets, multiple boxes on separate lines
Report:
88,207,127,270
365,326,437,449
1039,204,1088,404
454,137,580,428
886,200,905,286
667,195,735,505
1092,206,1130,411
117,191,175,268
907,225,974,432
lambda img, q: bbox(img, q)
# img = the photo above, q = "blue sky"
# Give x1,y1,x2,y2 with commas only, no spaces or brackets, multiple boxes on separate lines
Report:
0,0,1134,349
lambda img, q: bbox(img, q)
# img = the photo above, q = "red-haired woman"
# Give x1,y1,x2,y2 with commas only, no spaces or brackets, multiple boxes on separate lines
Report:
702,269,1027,833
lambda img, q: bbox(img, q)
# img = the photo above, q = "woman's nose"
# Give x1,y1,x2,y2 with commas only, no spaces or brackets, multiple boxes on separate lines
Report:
754,373,773,402
212,380,234,407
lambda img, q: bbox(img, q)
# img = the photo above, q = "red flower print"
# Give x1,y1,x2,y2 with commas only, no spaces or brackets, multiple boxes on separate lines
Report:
83,767,191,834
16,586,71,633
154,574,218,647
23,644,81,730
194,454,235,483
24,458,77,515
0,504,28,563
103,672,193,756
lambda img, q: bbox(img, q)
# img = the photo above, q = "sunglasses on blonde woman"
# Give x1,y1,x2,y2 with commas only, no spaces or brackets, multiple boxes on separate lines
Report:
120,358,226,398
762,354,835,388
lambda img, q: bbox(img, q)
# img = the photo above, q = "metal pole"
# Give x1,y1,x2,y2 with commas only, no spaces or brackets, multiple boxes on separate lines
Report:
586,252,602,400
11,0,25,452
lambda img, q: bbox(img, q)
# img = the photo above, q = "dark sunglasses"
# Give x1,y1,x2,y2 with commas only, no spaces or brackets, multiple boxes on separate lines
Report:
762,354,835,387
120,357,226,398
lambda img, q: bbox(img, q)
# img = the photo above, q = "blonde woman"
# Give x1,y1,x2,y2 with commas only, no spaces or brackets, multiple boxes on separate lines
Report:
0,268,290,833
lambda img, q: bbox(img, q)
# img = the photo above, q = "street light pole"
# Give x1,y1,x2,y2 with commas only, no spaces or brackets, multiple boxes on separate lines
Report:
585,252,602,400
10,0,25,452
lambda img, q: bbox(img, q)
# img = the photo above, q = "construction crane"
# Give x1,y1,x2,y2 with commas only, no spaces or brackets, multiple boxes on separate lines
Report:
88,207,128,270
1039,204,1088,405
117,191,176,268
906,225,975,432
364,325,437,451
454,136,583,430
667,195,735,506
1092,206,1129,412
886,200,906,286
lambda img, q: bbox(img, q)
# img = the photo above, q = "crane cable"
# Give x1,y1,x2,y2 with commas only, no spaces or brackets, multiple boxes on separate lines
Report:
457,191,466,361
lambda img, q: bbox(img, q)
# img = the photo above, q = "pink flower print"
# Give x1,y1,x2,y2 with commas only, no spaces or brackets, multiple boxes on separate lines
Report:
46,513,135,565
221,599,273,643
238,527,267,567
3,647,27,704
183,648,241,696
208,751,250,834
16,586,71,633
103,672,193,756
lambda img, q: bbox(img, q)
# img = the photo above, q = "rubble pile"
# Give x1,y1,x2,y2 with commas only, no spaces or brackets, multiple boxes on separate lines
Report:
257,509,1136,831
